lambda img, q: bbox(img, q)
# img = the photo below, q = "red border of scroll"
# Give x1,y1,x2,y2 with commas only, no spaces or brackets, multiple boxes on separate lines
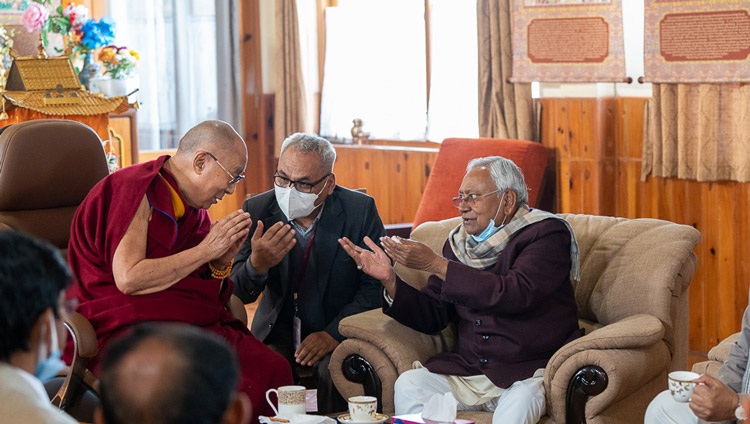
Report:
644,0,750,83
510,0,626,82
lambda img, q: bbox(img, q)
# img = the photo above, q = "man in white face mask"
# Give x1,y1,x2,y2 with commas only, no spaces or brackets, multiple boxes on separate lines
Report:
232,133,386,413
0,231,77,424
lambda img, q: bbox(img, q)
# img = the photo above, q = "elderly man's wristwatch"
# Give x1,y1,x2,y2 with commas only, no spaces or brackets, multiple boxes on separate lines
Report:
736,395,747,421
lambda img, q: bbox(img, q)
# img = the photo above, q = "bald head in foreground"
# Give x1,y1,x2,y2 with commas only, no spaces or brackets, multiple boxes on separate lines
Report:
67,120,295,423
96,324,250,424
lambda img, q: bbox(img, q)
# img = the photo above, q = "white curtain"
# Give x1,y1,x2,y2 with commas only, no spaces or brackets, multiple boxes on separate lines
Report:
320,0,427,141
295,0,319,134
107,0,220,150
426,0,478,141
319,0,477,142
216,0,243,133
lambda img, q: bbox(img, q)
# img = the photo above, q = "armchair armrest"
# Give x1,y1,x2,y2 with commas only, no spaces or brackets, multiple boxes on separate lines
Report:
692,332,740,377
545,314,671,424
331,309,455,414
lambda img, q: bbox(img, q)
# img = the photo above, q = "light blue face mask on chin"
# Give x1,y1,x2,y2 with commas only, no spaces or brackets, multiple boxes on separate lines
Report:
34,313,65,382
470,191,507,243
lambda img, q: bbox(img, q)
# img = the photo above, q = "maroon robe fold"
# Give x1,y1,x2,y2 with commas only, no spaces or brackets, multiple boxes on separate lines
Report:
67,156,292,420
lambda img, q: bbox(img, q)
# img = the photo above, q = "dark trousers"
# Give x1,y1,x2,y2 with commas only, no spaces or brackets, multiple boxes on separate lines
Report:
268,343,348,414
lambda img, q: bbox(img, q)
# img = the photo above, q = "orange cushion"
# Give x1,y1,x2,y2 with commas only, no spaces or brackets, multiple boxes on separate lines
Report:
411,138,548,228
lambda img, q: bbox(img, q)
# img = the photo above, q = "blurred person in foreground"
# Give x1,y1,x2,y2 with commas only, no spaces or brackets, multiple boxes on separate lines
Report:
231,133,385,412
67,120,292,422
95,323,250,424
340,156,583,424
0,231,77,424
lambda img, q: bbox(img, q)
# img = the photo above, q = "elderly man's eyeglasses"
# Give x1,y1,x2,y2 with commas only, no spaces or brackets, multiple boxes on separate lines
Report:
273,173,331,193
206,152,245,185
452,189,501,208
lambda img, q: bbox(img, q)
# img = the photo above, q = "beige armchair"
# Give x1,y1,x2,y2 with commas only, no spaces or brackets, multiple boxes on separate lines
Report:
330,214,701,424
691,333,740,378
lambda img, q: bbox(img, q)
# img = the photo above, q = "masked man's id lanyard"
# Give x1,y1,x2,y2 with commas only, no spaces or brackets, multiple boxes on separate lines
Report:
292,229,316,349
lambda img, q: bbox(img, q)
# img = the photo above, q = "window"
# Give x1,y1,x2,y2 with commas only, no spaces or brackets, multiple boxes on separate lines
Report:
106,0,219,151
318,0,478,142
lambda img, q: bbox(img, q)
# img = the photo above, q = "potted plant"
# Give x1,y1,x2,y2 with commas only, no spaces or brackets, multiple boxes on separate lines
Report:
90,45,138,98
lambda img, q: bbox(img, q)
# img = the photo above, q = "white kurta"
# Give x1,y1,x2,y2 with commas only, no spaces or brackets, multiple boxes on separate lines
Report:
0,363,77,424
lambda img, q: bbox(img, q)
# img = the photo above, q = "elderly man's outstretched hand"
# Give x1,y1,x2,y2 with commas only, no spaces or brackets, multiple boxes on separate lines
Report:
339,236,394,283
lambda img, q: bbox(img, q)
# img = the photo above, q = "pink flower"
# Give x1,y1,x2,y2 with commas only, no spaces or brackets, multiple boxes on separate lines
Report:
22,2,49,33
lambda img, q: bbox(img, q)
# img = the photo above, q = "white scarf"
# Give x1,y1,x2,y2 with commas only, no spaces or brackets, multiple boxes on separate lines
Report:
448,205,580,282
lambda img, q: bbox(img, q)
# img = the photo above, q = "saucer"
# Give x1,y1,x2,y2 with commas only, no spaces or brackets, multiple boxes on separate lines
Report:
337,413,389,424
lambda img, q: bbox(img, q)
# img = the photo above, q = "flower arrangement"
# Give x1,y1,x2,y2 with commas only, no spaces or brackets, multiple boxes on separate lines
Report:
22,1,115,56
98,45,139,79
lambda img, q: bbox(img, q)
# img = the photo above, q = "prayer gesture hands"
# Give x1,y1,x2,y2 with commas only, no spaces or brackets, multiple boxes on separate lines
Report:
204,210,252,268
249,221,297,274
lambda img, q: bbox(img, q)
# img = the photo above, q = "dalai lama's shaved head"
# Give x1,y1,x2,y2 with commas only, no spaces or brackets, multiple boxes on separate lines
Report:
164,120,248,209
177,120,244,157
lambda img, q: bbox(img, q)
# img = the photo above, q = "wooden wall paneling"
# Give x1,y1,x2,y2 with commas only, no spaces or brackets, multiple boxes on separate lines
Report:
591,98,614,216
332,147,358,190
385,151,406,223
259,94,277,191
241,0,272,197
544,98,616,216
615,159,634,218
359,150,384,221
548,99,572,212
107,117,133,168
541,96,750,355
735,183,750,336
697,182,722,350
388,149,439,224
613,98,632,217
642,170,660,219
333,145,437,225
601,100,617,217
715,183,737,342
678,180,705,353
567,100,588,214
404,150,435,222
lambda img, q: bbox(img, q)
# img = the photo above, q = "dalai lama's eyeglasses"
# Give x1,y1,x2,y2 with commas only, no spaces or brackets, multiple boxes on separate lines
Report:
206,152,245,185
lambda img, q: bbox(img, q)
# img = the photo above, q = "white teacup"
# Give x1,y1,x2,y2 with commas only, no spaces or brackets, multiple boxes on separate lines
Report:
266,385,307,418
668,371,700,402
348,396,377,422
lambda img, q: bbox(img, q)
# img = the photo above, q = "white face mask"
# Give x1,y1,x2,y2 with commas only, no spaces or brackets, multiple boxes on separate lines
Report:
274,176,329,221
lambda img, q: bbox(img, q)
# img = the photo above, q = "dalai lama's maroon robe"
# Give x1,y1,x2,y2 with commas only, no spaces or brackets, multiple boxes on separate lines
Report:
67,156,292,420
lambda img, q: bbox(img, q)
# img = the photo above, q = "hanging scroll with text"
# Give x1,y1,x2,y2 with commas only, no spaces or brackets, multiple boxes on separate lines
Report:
645,0,750,82
510,0,626,83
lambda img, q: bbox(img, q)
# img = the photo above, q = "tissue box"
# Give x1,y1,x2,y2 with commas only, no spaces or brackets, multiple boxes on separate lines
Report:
391,414,474,424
